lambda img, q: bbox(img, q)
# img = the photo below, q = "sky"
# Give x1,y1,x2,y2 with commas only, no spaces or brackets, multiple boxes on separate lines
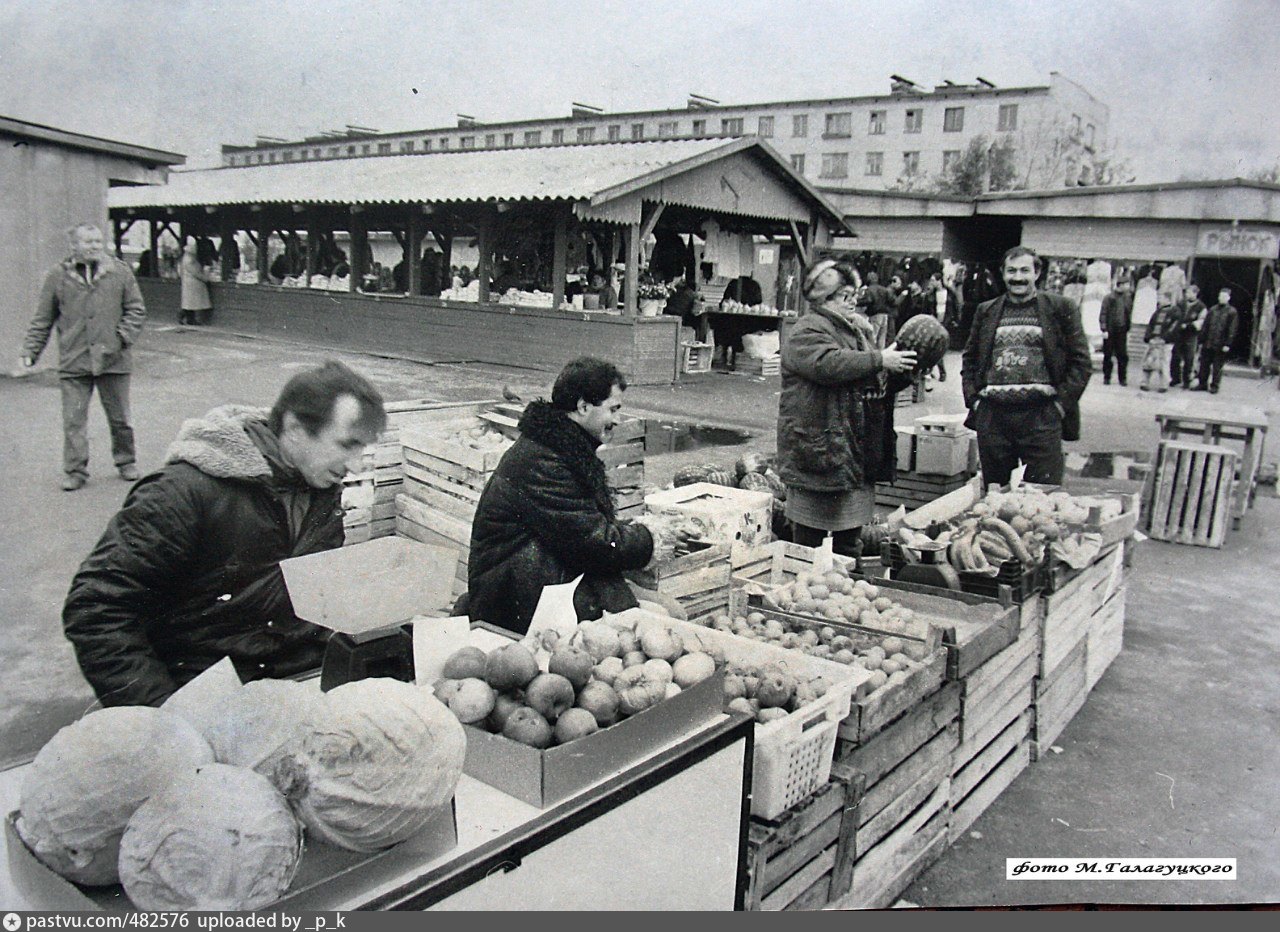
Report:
2,0,1278,180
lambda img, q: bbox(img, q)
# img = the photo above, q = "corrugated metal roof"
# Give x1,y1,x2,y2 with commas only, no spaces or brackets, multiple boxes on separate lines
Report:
108,139,732,209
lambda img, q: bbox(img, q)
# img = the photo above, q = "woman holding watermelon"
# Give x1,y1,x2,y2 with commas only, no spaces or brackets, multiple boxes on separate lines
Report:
776,260,918,558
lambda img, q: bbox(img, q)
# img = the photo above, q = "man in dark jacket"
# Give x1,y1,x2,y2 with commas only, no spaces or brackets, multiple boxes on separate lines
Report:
1197,288,1239,394
1170,284,1207,389
468,357,654,635
21,223,147,491
962,246,1092,487
62,361,386,707
1099,280,1134,386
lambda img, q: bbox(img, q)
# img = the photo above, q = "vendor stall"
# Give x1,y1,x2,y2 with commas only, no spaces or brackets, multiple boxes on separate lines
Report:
109,139,846,384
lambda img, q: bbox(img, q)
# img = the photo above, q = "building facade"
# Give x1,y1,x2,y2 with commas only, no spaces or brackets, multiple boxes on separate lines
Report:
0,116,183,362
221,73,1109,192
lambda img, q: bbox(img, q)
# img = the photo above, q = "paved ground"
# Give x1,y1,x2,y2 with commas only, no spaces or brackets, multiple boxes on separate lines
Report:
2,323,1278,906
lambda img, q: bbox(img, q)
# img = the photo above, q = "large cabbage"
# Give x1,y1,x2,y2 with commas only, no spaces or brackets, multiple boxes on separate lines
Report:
197,679,324,773
16,706,213,886
119,764,302,911
269,678,465,852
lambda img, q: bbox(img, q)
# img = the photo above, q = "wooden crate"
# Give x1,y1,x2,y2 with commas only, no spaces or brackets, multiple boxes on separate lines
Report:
624,544,732,622
1031,635,1089,758
1039,544,1125,681
737,354,781,378
731,541,1018,683
743,762,865,911
395,494,470,597
681,341,714,374
874,470,973,512
1146,440,1238,547
949,709,1033,844
955,626,1038,759
1085,587,1126,692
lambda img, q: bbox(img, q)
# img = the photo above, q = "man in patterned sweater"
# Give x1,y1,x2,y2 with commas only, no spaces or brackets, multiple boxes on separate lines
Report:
962,246,1092,486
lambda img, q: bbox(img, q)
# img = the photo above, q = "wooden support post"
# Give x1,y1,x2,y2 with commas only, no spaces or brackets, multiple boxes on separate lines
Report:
407,209,423,296
256,216,270,280
112,219,127,259
551,209,568,311
624,222,640,317
305,211,320,279
435,227,453,285
349,208,366,293
477,212,492,303
148,220,159,277
219,213,236,281
639,203,666,250
789,219,809,267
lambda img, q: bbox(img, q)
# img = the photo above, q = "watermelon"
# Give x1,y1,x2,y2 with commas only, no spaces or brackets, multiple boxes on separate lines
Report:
673,464,714,487
738,472,773,495
894,315,949,372
762,469,786,497
734,453,770,479
704,468,736,487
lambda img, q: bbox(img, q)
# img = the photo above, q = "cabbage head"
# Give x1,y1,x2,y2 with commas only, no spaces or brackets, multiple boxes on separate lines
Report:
269,678,465,852
17,706,213,886
119,764,302,910
198,679,324,774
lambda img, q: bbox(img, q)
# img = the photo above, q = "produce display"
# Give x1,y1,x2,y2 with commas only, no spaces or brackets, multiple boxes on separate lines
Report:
672,453,788,529
433,619,722,747
723,661,835,725
14,676,465,908
895,484,1122,576
450,424,514,454
629,512,715,561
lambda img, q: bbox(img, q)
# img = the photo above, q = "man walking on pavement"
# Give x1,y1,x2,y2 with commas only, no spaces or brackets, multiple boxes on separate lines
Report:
962,246,1092,487
1099,279,1133,386
1196,288,1238,394
1170,283,1207,389
20,223,147,491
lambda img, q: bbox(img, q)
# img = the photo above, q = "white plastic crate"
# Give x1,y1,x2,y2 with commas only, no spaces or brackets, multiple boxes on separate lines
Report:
612,609,867,819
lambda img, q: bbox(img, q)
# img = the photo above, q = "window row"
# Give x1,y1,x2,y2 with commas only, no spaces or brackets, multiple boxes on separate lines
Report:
790,149,977,179
228,103,1028,165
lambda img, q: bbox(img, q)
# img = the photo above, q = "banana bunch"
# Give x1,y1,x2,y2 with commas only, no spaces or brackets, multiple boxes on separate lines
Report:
944,516,1042,575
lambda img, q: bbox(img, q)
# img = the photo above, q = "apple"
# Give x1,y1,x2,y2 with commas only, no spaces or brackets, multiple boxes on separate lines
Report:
484,642,540,691
432,678,464,703
548,646,594,690
525,673,575,723
553,707,599,744
672,652,716,688
502,707,553,749
446,678,496,724
575,680,620,727
592,656,624,686
442,646,487,680
488,692,525,732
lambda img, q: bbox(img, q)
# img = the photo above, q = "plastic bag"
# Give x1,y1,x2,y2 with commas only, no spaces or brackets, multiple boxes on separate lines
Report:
741,330,780,359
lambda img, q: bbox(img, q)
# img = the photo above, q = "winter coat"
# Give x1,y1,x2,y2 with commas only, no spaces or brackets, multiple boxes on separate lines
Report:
1174,298,1208,344
962,292,1092,443
776,306,906,494
63,406,343,707
1202,302,1239,351
468,401,654,636
1144,305,1180,343
23,255,146,376
180,253,214,310
1100,291,1133,333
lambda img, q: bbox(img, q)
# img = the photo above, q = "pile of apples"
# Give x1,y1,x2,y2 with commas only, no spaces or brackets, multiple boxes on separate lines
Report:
433,619,719,749
453,425,514,454
723,662,834,724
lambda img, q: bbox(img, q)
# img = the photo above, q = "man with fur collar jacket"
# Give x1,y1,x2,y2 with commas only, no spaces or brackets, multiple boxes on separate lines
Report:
62,361,386,707
962,246,1092,487
468,357,655,635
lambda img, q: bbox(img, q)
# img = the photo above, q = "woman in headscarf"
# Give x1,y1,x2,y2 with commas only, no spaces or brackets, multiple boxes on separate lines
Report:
776,259,917,557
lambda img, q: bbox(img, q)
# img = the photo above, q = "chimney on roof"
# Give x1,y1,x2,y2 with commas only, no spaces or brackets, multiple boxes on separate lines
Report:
889,75,923,95
687,93,721,109
571,102,604,118
975,77,996,88
456,114,478,128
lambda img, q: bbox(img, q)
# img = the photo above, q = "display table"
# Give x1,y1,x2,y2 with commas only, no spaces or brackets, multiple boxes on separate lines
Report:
0,715,752,911
1154,399,1268,527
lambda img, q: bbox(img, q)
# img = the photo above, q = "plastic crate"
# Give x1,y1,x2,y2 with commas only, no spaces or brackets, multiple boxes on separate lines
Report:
614,610,865,820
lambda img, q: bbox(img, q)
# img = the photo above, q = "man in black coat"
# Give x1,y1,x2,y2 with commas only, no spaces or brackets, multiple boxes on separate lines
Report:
1197,288,1239,394
1100,280,1134,386
962,246,1092,487
468,357,654,635
62,361,386,706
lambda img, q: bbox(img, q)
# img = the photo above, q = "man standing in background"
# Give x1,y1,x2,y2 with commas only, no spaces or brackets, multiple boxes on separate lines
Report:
1197,289,1238,394
1099,279,1133,386
1170,284,1206,389
20,223,147,491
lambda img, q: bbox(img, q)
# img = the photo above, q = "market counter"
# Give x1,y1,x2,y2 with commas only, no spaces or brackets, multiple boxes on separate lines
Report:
0,714,752,911
137,280,683,386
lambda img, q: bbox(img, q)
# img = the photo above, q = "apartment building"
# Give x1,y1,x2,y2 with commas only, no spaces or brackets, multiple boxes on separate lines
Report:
221,73,1108,192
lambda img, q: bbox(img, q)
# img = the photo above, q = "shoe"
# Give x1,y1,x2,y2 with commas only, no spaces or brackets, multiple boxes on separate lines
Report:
1103,378,1111,385
1140,385,1150,391
938,373,947,382
1210,387,1219,394
118,464,140,481
1157,388,1167,393
61,474,86,492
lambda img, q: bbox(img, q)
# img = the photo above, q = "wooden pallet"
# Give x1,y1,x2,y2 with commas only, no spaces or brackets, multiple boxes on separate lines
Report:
682,341,714,374
743,762,865,911
737,354,781,378
1146,440,1238,547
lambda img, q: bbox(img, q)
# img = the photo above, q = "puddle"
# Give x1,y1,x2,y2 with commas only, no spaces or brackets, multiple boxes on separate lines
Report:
1075,450,1153,480
643,420,753,455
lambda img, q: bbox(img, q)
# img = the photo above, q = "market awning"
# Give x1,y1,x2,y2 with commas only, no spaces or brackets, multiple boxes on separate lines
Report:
108,138,846,230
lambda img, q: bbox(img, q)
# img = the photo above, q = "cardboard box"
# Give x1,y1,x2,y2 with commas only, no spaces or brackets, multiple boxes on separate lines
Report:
914,413,968,437
462,668,726,808
895,426,917,472
644,482,774,548
6,802,458,911
915,430,974,477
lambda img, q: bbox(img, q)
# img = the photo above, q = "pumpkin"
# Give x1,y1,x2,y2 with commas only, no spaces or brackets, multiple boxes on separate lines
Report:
894,314,950,372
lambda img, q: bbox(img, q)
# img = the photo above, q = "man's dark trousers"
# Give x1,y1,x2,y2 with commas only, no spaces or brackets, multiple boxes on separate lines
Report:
1102,330,1129,384
1171,334,1198,387
974,399,1064,487
60,374,135,480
